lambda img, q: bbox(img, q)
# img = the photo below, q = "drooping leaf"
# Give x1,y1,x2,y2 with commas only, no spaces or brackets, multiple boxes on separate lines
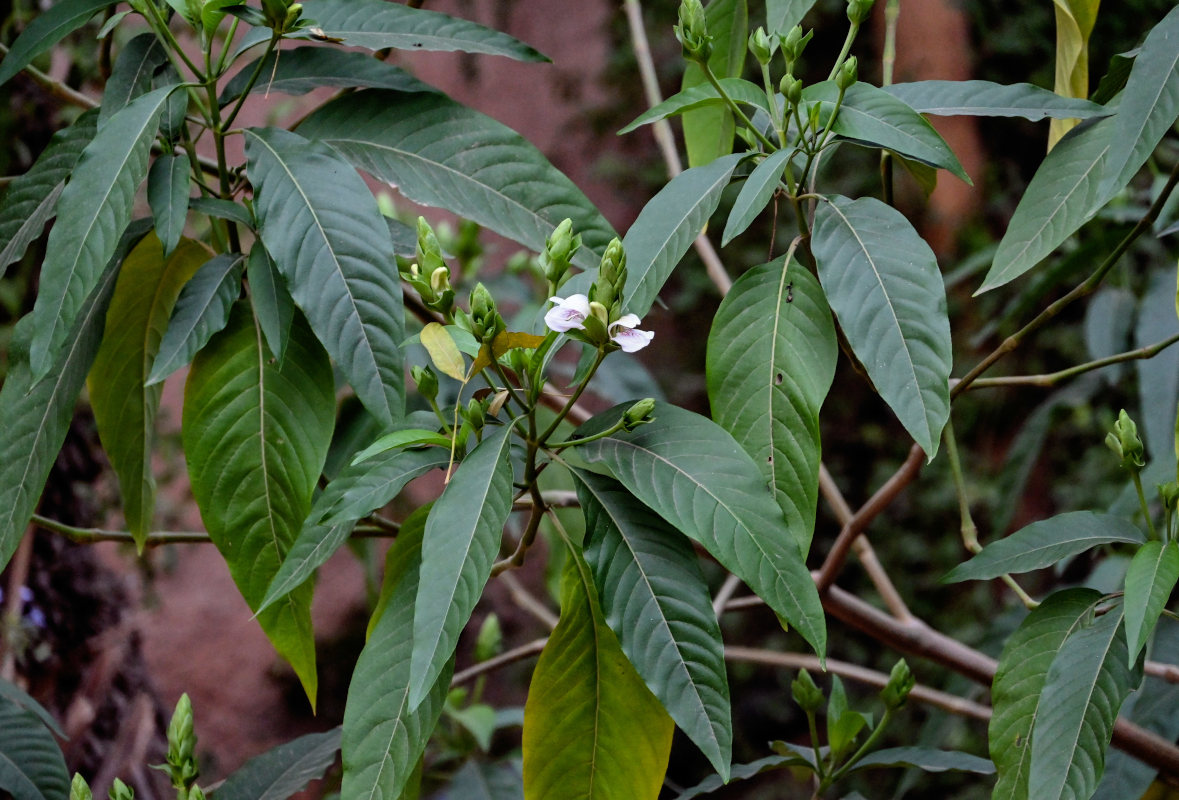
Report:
522,549,674,800
88,236,206,547
0,697,69,800
0,678,64,739
28,85,175,377
618,77,770,135
297,90,616,272
245,125,405,425
410,424,515,708
147,154,191,256
883,80,1107,120
1122,540,1179,666
811,195,952,457
989,588,1101,799
214,728,342,800
342,515,452,800
978,116,1112,294
148,253,243,385
576,470,732,779
182,302,336,705
221,46,437,103
707,259,837,551
306,0,547,61
1135,267,1179,462
1029,605,1141,800
0,0,117,86
721,149,797,246
420,321,467,381
944,511,1145,583
0,109,97,276
680,0,746,167
1049,0,1101,147
803,81,970,183
575,402,826,657
245,241,293,364
1093,49,1138,106
99,32,167,125
852,747,995,774
0,218,149,574
765,0,818,37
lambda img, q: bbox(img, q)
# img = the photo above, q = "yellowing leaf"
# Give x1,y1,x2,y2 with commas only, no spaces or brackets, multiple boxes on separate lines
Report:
468,330,546,377
1050,0,1101,148
421,321,466,380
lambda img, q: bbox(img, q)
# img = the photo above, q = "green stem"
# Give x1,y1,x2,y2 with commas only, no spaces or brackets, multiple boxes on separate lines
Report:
546,415,628,450
960,333,1179,390
222,33,280,129
31,514,210,546
805,709,826,781
538,348,607,444
826,21,861,82
142,0,203,78
761,61,786,147
1133,471,1160,540
826,709,893,786
701,62,778,152
214,16,241,76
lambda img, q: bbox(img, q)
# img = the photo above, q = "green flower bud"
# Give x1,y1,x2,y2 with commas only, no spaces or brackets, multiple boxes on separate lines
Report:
1106,409,1145,471
674,0,712,62
847,0,875,25
187,787,207,800
411,365,438,401
880,658,914,710
108,779,135,800
780,25,813,67
542,218,581,286
466,397,485,431
474,614,503,663
748,27,775,66
166,694,195,770
622,398,657,431
416,216,446,275
779,73,803,106
591,238,627,310
469,283,504,343
1159,481,1179,512
791,669,824,713
283,2,303,28
71,774,93,800
836,56,859,91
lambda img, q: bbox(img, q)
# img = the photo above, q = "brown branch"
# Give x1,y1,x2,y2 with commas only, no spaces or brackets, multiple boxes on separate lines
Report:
451,638,548,686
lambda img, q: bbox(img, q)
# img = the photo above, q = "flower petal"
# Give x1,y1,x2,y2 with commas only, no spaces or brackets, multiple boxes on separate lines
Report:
544,294,590,332
610,325,654,353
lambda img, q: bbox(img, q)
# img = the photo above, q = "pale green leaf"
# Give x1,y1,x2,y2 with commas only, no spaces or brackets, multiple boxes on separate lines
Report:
0,0,117,86
721,149,797,246
522,549,673,800
707,259,836,551
245,126,405,425
311,446,450,529
853,747,995,774
765,0,818,37
618,77,769,135
99,32,167,125
147,253,243,385
1049,0,1101,147
883,80,1107,120
576,470,732,779
811,195,952,457
214,728,341,800
944,511,1146,583
575,402,826,657
421,321,466,381
349,429,452,465
0,697,69,800
147,154,191,256
221,47,436,103
246,241,293,364
182,302,336,705
297,90,616,272
1123,541,1179,666
680,0,746,167
410,424,515,708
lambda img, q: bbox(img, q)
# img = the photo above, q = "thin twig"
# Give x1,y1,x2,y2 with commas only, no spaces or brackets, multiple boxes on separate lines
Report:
712,573,743,618
0,42,98,109
451,638,548,686
30,514,211,545
0,529,34,681
499,571,559,629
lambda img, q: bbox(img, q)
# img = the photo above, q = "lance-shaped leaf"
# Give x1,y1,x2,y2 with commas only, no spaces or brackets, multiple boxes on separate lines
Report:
343,511,452,800
221,46,437,104
245,126,405,425
0,219,148,573
803,81,970,182
444,760,523,800
28,85,174,377
853,747,995,774
0,678,64,739
0,697,69,800
1029,606,1140,800
990,588,1101,799
576,470,732,779
0,0,116,86
147,155,191,256
679,0,745,167
297,90,616,272
410,424,515,709
182,303,336,705
1134,267,1179,461
943,511,1145,583
306,0,546,61
766,0,818,36
311,447,450,529
88,236,207,547
978,116,1113,294
707,260,836,551
99,32,167,125
576,402,826,657
883,80,1108,120
1097,5,1179,203
246,242,293,364
811,195,952,457
215,728,342,800
619,78,770,134
1123,541,1179,666
148,253,243,385
0,108,97,276
721,149,798,246
522,549,674,800
191,197,254,229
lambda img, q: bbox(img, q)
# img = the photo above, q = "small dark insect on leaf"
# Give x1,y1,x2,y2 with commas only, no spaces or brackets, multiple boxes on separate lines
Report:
307,27,345,43
785,282,794,303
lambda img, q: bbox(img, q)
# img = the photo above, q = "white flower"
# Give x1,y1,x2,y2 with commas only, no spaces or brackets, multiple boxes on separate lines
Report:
544,294,591,332
609,313,654,353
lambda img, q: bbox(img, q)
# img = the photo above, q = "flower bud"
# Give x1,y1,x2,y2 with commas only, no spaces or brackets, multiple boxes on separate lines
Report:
430,266,452,295
71,775,93,800
674,0,712,62
475,613,503,663
780,25,813,67
779,73,803,106
591,238,627,310
836,56,858,90
166,693,196,772
847,0,875,25
283,3,303,28
748,27,775,66
469,283,504,343
109,779,135,800
466,397,485,431
622,398,657,431
411,365,438,402
1106,409,1145,471
880,658,914,710
791,669,824,713
416,216,446,274
1160,481,1179,512
542,218,581,286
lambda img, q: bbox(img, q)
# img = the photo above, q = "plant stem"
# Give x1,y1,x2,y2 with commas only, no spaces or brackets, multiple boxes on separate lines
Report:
701,62,778,152
1133,470,1160,540
826,21,861,82
222,33,280,129
826,709,894,787
31,514,211,545
538,348,606,445
959,333,1179,390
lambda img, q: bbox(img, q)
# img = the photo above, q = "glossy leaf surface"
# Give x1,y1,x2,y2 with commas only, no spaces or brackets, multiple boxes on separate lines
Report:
721,149,797,246
246,242,293,364
221,46,436,103
147,154,190,256
0,698,69,800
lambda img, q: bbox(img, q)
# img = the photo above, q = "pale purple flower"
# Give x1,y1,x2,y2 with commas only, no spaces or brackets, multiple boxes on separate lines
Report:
609,314,654,353
544,294,591,332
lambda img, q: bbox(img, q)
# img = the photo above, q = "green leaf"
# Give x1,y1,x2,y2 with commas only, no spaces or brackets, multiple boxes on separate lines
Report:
182,302,336,705
0,219,149,573
1029,605,1140,800
618,77,769,135
1123,541,1179,666
245,126,405,425
575,470,732,780
883,80,1108,120
721,149,797,246
0,0,117,86
342,516,452,800
254,519,353,617
89,235,206,547
350,429,452,465
621,153,745,318
0,109,97,276
148,253,243,386
297,90,616,273
522,548,674,800
221,46,437,103
0,678,64,739
1049,0,1101,147
943,511,1146,583
410,424,515,708
28,85,174,377
99,32,167,125
147,154,191,257
1135,267,1179,462
680,0,746,168
978,116,1112,294
421,321,467,381
214,728,342,800
311,446,450,528
675,755,791,799
306,0,546,60
765,0,818,37
811,195,952,457
246,241,293,364
853,747,995,774
575,402,826,657
443,760,523,800
0,696,69,800
190,197,254,229
803,81,970,183
706,259,837,551
989,588,1101,799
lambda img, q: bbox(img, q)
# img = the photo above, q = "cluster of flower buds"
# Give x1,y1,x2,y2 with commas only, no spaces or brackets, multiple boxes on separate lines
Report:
540,218,581,289
622,398,657,431
468,283,505,344
1107,409,1146,471
674,0,712,63
747,27,776,66
836,55,859,91
261,0,303,32
544,237,653,353
780,25,813,71
791,668,825,714
402,217,455,315
847,0,875,25
880,659,914,710
164,694,201,796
